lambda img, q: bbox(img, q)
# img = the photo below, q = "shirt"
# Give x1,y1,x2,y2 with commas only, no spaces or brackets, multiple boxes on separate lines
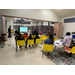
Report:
23,35,29,38
45,39,51,45
62,35,72,47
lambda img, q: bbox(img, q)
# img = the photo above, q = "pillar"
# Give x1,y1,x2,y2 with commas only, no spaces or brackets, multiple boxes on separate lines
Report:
0,15,6,35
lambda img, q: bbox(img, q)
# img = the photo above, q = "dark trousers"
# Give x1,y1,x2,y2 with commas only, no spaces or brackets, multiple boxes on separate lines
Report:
8,32,11,37
25,40,31,48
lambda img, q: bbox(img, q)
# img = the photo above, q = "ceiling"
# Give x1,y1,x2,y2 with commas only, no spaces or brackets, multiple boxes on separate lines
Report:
51,9,75,18
5,9,75,20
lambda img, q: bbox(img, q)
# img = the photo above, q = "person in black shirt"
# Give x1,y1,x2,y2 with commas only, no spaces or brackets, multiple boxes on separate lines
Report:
32,29,38,37
8,26,11,37
25,34,33,48
34,33,40,46
16,34,24,50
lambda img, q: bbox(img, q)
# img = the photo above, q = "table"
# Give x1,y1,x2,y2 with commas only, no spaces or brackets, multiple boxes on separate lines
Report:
54,40,63,47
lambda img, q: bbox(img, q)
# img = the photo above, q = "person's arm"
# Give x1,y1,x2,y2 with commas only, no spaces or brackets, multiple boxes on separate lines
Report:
45,40,47,44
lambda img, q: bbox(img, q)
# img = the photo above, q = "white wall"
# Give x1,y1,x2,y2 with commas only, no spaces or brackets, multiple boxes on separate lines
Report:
0,9,61,22
7,19,13,30
61,16,75,37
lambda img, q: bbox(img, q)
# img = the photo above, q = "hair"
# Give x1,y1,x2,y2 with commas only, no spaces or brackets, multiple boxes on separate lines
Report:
66,32,70,36
9,26,11,27
26,33,28,35
44,32,45,33
19,34,22,37
54,33,56,35
29,34,32,38
49,34,54,44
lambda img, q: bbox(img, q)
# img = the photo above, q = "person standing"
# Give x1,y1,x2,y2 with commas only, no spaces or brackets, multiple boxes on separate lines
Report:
32,29,38,37
8,26,11,37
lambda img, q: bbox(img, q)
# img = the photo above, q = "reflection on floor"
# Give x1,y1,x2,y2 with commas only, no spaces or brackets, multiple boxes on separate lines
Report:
0,35,56,65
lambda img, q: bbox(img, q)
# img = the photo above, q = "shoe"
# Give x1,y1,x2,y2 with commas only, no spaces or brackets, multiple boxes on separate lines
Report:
18,48,20,50
20,47,23,50
69,53,72,57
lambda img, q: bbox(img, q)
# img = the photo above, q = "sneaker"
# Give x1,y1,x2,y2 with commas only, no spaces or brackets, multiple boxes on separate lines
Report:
18,48,20,50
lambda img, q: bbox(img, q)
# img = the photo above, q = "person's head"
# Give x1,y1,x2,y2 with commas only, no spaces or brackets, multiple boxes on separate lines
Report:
49,34,54,44
44,32,45,33
66,32,71,36
34,29,36,31
48,32,50,35
19,34,22,37
26,33,28,35
54,33,56,36
29,34,32,38
9,26,11,28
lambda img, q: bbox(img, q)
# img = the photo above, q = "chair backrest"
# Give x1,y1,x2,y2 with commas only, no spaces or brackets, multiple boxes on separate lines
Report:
27,39,34,45
11,30,13,33
17,40,25,46
31,35,36,38
54,37,57,41
43,44,54,52
36,39,41,44
40,36,43,40
24,37,28,41
46,36,49,39
71,46,75,54
42,35,46,40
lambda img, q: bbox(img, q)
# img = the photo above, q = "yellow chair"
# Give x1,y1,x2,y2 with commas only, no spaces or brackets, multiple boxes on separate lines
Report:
36,39,42,48
16,40,25,52
36,39,41,44
42,35,46,40
11,30,13,33
27,39,34,50
31,35,36,38
46,36,49,39
42,44,54,58
40,36,43,40
54,37,57,41
24,37,28,41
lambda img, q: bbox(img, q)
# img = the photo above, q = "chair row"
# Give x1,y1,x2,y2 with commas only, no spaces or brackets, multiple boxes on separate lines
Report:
16,38,42,52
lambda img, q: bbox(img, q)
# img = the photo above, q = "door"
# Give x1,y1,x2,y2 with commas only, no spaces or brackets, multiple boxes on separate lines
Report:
54,23,60,38
54,23,62,39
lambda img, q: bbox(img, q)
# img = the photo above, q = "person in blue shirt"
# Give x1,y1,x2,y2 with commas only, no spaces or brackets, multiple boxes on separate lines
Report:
43,32,46,35
45,34,54,55
45,34,54,44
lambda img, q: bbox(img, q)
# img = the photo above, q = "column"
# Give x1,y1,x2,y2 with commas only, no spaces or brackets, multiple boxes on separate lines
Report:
0,15,6,35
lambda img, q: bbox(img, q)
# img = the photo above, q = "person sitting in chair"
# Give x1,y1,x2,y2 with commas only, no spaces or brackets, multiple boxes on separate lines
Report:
43,32,46,35
23,33,29,38
16,34,24,50
25,34,33,48
34,33,40,46
45,34,54,55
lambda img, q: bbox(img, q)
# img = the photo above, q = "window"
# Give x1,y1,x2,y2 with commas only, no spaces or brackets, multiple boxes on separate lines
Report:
64,18,75,23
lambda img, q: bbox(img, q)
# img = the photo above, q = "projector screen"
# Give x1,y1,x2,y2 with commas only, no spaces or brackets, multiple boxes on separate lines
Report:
20,27,28,32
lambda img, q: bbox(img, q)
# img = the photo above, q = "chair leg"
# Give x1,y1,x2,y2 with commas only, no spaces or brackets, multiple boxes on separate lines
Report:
42,51,44,58
24,46,25,51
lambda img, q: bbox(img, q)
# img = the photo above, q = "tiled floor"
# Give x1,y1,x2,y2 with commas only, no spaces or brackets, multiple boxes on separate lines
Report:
0,35,56,65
